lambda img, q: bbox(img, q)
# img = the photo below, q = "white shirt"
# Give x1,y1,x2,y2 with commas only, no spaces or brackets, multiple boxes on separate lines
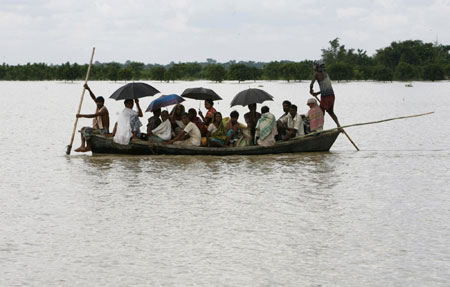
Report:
181,121,201,146
151,119,172,141
282,113,304,136
113,107,137,145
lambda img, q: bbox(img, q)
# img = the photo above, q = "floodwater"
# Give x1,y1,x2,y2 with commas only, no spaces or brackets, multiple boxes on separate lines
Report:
1,80,449,286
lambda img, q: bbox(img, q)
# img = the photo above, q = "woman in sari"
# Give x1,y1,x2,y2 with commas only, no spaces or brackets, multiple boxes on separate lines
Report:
207,112,227,147
169,104,185,135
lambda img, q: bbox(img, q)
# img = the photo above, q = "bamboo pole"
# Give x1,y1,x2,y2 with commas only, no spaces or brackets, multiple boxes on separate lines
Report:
312,94,360,151
302,111,434,138
66,47,96,155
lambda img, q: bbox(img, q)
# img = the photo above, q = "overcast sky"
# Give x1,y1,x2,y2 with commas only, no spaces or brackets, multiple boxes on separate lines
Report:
1,0,449,65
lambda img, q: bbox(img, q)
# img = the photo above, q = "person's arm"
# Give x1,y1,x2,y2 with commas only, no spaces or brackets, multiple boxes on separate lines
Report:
84,84,96,102
309,72,317,95
135,99,143,117
76,107,107,119
165,131,186,144
198,110,205,121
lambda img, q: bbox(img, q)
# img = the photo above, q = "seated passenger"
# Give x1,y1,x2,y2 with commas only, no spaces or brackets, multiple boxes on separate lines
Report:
198,99,216,126
255,106,277,146
188,108,208,137
112,99,143,145
148,110,172,142
306,98,324,133
276,100,291,140
147,108,162,135
207,112,227,147
165,112,201,146
279,104,304,140
169,104,185,135
224,110,243,146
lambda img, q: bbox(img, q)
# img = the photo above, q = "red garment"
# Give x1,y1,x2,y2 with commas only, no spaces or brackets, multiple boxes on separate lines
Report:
320,94,335,113
308,106,324,131
205,107,217,120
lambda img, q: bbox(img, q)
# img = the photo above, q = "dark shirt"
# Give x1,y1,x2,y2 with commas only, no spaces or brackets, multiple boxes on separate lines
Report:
147,116,162,131
244,111,261,128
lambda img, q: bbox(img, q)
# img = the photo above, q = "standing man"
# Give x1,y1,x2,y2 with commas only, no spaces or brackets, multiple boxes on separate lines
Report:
309,61,341,127
75,84,109,152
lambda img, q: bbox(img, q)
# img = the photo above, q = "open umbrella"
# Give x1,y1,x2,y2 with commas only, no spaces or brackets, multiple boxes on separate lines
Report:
109,82,160,100
181,87,222,101
230,88,274,107
145,94,185,112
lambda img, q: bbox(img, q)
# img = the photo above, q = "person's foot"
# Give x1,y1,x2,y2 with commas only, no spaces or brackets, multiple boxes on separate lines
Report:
83,147,91,152
74,147,83,152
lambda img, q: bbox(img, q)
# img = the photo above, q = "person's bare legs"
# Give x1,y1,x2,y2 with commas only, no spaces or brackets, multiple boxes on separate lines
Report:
75,129,86,152
328,110,341,127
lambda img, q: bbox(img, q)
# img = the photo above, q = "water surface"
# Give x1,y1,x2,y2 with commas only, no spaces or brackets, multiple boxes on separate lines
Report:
0,81,449,286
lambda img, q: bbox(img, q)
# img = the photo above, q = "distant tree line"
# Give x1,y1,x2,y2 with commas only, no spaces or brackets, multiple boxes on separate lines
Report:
1,39,449,82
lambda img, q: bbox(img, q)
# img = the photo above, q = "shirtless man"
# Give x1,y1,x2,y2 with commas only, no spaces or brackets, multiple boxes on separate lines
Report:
75,84,109,152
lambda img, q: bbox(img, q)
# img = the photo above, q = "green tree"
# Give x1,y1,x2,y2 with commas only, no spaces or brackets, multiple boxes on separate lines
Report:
444,64,450,79
422,64,445,81
228,64,251,82
327,62,354,81
165,64,183,82
205,64,226,82
372,65,393,81
249,66,262,81
394,62,417,81
118,67,134,81
106,62,121,82
150,66,166,81
262,61,281,80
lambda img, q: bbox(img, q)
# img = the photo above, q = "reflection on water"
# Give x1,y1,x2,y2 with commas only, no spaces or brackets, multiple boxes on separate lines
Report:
1,81,450,286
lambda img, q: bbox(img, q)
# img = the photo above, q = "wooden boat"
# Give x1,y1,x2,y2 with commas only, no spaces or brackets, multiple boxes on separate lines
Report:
84,129,341,156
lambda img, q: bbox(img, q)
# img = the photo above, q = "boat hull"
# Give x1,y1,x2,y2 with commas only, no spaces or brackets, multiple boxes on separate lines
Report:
86,130,340,156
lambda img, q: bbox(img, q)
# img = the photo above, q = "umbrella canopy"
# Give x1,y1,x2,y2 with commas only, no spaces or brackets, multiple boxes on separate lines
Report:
230,88,274,107
109,82,160,100
181,87,222,101
145,94,185,112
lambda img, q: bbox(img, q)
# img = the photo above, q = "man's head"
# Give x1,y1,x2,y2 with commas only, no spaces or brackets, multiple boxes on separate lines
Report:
282,100,291,113
204,99,214,109
95,96,105,109
313,60,325,72
248,103,257,111
161,110,169,121
124,99,134,108
307,98,318,108
153,108,161,117
188,108,197,119
261,106,270,114
230,110,239,124
289,105,298,117
181,112,190,125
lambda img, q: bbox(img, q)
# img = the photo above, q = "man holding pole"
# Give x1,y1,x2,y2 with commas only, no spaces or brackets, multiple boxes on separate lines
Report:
309,61,341,128
309,61,360,150
74,84,109,152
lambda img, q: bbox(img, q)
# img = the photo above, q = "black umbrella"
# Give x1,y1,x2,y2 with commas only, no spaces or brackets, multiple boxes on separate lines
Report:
109,82,160,100
230,88,274,107
181,87,222,101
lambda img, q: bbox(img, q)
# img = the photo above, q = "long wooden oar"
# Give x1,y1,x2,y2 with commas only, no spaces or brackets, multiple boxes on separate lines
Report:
312,94,360,151
66,47,95,155
302,111,434,138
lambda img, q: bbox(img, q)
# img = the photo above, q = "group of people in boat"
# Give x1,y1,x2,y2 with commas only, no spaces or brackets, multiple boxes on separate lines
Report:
75,61,338,152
